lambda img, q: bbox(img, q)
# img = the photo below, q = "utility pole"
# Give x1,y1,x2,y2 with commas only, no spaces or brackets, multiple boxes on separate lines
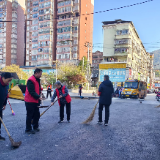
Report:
84,42,92,90
53,60,58,82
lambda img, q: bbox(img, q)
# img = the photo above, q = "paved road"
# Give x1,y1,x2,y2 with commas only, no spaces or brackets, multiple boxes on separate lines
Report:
1,94,160,160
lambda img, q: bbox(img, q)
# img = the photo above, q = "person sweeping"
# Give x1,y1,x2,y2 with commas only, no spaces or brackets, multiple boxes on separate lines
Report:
25,68,43,134
97,75,114,126
0,72,13,141
51,81,71,123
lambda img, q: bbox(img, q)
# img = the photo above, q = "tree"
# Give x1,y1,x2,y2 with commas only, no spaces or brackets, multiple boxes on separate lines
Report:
155,70,160,77
0,64,29,81
41,72,56,88
57,62,87,88
78,56,88,72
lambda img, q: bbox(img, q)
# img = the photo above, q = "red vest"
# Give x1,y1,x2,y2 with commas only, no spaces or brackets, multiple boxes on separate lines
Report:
56,86,71,106
25,75,40,103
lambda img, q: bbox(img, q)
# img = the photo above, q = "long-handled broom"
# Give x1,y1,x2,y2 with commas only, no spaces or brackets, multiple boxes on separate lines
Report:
155,105,160,108
40,98,59,117
31,98,59,124
82,100,99,124
7,100,15,115
0,117,21,148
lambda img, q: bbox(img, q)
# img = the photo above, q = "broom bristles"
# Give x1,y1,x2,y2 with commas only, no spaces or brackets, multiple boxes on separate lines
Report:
82,101,99,124
12,110,15,115
156,105,160,108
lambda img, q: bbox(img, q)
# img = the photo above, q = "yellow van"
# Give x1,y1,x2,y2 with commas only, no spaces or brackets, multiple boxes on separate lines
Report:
121,80,147,99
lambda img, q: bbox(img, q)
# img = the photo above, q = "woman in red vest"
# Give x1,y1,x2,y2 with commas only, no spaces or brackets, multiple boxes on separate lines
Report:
51,81,71,123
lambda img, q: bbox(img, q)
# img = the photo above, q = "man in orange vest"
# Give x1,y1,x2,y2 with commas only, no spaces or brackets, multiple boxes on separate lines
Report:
25,68,43,134
46,83,52,98
51,81,71,123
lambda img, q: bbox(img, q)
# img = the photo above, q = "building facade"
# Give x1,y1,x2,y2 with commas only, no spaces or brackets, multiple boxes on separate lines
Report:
102,19,150,82
25,0,56,66
25,0,94,67
57,0,94,63
92,50,103,70
0,0,25,68
148,54,155,89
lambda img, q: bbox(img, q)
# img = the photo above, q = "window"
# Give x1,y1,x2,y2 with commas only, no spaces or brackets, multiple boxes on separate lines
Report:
39,16,44,21
57,26,71,33
116,29,129,35
33,1,39,6
32,38,38,42
57,41,72,46
57,34,71,40
38,48,43,52
33,13,38,18
32,50,38,55
115,39,131,45
115,48,129,53
57,47,70,53
39,3,44,8
32,26,38,31
33,19,38,25
72,46,77,52
39,9,44,15
32,32,38,37
33,7,38,12
32,44,38,49
58,6,71,13
72,26,78,32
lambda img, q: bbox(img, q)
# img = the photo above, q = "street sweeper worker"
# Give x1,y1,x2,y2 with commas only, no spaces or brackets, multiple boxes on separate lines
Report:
0,72,13,141
46,83,52,99
25,68,43,134
98,75,114,126
51,81,71,123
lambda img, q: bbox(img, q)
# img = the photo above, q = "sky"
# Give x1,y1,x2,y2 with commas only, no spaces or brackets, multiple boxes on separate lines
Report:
93,0,160,53
18,0,160,53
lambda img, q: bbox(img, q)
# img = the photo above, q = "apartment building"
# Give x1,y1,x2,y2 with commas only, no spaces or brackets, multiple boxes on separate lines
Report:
92,51,103,70
57,0,94,63
148,54,155,88
0,0,25,68
25,0,94,66
25,0,56,66
102,19,150,82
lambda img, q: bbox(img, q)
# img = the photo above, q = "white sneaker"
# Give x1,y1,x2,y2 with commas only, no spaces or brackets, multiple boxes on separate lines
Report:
97,121,103,125
104,123,108,126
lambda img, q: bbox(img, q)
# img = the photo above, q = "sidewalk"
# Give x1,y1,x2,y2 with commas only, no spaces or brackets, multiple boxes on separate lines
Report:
42,90,98,99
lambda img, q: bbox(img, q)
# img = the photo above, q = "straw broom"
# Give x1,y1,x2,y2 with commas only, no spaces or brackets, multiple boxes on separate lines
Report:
155,105,160,108
82,100,99,124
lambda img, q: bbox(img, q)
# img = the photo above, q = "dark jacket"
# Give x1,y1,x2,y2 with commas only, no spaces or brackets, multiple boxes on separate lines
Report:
0,78,9,111
51,85,69,104
98,80,114,106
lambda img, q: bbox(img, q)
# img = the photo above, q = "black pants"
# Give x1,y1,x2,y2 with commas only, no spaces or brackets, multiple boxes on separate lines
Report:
0,110,2,136
46,91,52,98
25,103,40,131
98,103,110,123
79,90,82,97
60,103,71,121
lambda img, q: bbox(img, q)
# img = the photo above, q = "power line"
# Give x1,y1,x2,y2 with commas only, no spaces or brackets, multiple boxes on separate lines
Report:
81,0,154,16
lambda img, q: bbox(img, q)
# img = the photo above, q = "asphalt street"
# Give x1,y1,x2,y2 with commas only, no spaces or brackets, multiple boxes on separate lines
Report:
0,94,160,160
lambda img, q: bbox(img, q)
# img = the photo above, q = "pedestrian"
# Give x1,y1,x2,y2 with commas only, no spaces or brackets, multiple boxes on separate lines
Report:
79,84,83,97
25,68,43,134
0,72,13,141
46,83,52,99
98,75,114,126
119,87,122,98
51,81,71,123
